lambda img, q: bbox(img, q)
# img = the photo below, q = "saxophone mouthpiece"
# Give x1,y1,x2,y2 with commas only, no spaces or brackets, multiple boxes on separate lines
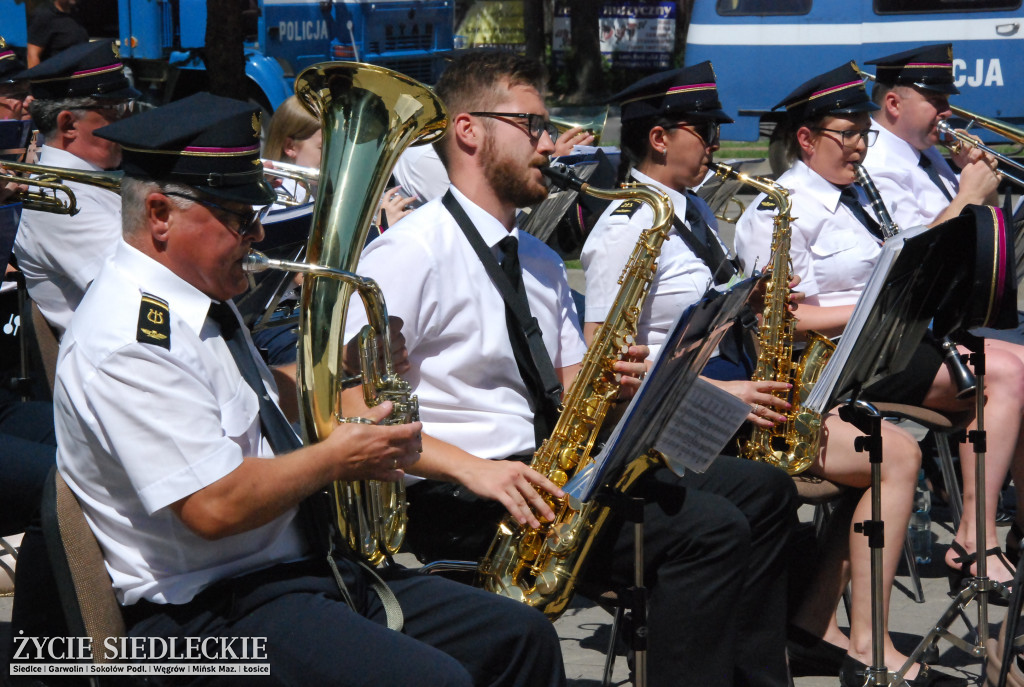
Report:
242,250,271,273
541,163,587,193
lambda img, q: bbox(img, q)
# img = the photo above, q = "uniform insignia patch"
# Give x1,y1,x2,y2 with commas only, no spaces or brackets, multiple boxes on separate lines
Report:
757,196,778,211
611,199,643,217
137,293,170,349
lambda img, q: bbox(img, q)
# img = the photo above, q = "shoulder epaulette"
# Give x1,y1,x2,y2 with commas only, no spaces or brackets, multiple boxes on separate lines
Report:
757,195,778,212
137,293,170,349
611,199,643,217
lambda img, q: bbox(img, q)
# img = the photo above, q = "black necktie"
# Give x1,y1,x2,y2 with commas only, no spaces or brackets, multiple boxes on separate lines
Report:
919,153,954,201
498,236,556,445
838,185,884,242
208,301,301,453
684,192,735,285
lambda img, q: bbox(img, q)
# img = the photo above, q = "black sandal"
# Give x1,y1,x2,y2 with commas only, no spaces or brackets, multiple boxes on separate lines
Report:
947,540,1015,606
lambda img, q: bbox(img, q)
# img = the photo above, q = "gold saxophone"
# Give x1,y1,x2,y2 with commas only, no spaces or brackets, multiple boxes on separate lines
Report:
478,164,673,619
709,162,834,475
293,62,447,564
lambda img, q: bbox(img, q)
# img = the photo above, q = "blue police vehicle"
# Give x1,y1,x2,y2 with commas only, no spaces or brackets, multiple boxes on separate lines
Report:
685,0,1024,147
0,0,454,111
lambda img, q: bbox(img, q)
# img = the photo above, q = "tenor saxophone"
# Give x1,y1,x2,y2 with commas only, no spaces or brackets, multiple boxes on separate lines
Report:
477,164,673,619
709,162,834,475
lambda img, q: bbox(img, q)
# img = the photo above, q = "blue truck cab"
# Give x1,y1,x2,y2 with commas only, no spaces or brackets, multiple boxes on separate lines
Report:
684,0,1024,148
0,0,453,112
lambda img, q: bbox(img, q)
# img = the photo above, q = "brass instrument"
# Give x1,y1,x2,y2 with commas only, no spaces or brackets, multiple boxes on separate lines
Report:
949,105,1024,146
244,249,416,559
0,160,123,215
710,161,834,475
550,105,609,146
935,120,1024,188
478,162,673,619
854,164,977,399
294,61,447,565
260,159,318,206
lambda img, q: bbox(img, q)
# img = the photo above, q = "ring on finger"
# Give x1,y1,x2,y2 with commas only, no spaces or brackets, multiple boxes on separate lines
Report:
751,403,761,416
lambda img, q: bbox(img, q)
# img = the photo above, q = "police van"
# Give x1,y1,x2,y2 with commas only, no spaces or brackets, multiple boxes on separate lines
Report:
0,0,454,111
684,0,1024,147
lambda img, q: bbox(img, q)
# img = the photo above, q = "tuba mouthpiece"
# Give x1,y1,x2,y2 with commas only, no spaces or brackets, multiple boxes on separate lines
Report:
242,250,271,273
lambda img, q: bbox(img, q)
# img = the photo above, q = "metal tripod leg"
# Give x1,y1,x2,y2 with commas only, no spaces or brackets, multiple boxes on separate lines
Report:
894,342,1001,685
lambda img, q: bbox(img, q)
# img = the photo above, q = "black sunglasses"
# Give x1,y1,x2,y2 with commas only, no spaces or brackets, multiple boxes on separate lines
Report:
163,191,271,238
468,111,560,142
667,121,721,147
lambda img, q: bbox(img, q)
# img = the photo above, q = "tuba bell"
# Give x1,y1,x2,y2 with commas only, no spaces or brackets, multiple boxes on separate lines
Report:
294,61,447,564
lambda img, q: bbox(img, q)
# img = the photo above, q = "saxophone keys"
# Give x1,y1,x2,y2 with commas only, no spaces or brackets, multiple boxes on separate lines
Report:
551,469,568,487
547,522,576,554
497,579,527,604
535,569,560,595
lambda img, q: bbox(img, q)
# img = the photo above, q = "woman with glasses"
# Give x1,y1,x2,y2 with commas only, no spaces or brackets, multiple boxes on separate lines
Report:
734,62,1014,686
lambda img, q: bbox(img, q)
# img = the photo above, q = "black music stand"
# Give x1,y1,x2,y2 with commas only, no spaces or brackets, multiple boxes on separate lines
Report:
566,276,760,687
805,205,1017,685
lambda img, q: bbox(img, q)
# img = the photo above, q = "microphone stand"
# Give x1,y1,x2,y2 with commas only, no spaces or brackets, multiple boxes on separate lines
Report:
895,333,1003,684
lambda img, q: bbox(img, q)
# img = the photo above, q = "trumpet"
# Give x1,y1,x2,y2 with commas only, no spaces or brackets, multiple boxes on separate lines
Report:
260,159,318,206
0,160,123,215
935,119,1024,188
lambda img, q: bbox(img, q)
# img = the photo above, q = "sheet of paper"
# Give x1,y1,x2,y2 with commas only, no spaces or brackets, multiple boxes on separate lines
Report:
654,377,751,475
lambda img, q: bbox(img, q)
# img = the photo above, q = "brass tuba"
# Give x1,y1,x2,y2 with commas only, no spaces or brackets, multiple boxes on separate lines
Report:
477,163,673,619
709,162,834,475
294,62,447,564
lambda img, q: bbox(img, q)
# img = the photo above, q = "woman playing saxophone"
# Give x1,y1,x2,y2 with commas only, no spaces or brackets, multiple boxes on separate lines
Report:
733,62,965,687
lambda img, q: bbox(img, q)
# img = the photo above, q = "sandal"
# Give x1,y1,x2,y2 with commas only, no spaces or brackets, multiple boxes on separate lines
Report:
947,540,1015,606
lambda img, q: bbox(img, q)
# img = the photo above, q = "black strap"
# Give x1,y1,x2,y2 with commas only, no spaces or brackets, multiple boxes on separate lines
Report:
441,191,562,446
839,185,885,242
919,153,954,201
208,301,404,630
672,192,737,286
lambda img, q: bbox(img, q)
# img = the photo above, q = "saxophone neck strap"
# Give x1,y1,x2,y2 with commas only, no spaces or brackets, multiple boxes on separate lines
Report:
670,209,737,286
441,191,563,434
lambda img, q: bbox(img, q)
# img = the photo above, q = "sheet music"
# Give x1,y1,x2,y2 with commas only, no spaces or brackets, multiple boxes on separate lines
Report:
564,278,758,502
654,377,751,475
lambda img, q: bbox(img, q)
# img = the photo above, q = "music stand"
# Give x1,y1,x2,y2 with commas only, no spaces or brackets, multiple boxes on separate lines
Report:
565,277,759,687
805,205,1017,685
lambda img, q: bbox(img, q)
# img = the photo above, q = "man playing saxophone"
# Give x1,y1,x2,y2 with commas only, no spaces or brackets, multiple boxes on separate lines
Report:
343,50,793,686
48,92,566,686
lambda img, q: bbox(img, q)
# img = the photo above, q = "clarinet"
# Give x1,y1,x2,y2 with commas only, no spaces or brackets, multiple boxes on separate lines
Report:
854,164,977,399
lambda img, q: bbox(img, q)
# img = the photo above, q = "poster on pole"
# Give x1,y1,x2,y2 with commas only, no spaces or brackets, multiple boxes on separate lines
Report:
553,1,676,69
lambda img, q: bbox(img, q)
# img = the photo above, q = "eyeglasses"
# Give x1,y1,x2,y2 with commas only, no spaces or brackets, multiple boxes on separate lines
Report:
667,121,721,147
163,191,271,238
812,127,878,149
80,99,138,120
468,111,559,142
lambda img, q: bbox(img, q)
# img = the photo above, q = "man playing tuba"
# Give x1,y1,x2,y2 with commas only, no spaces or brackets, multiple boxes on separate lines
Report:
51,92,566,686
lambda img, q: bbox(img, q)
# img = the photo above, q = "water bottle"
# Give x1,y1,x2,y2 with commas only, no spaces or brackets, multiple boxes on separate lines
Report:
909,469,932,565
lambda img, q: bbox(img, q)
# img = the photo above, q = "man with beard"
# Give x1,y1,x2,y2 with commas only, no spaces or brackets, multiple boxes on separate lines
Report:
344,50,794,686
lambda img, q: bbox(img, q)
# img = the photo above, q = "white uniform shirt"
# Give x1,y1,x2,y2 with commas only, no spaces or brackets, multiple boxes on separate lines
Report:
55,241,306,605
861,123,958,229
734,160,881,307
13,146,123,336
392,144,450,205
580,169,723,357
345,187,587,462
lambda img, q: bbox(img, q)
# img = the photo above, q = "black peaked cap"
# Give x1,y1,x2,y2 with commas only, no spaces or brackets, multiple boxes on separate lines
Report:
773,61,878,124
95,92,275,206
865,43,959,95
18,40,139,101
611,61,734,125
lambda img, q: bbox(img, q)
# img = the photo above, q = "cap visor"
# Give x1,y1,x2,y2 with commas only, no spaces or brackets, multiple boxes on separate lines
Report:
915,81,960,96
686,109,735,124
832,101,881,115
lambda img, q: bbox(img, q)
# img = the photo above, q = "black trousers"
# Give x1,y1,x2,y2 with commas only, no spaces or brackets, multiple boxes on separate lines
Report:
124,557,564,687
407,456,797,687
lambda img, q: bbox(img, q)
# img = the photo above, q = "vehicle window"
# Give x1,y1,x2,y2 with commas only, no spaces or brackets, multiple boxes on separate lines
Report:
875,0,1020,12
716,0,812,15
